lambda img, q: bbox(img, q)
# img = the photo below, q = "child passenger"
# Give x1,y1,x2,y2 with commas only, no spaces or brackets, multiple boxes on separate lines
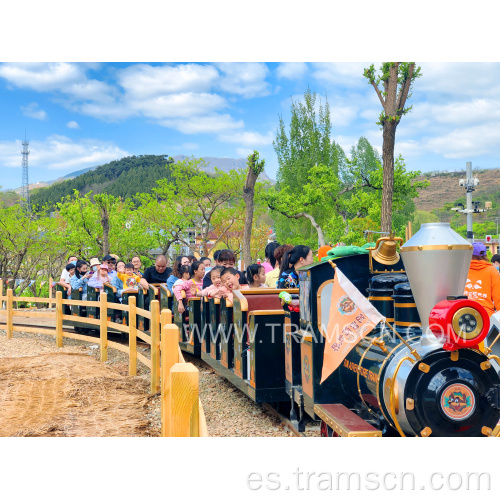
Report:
246,264,267,288
195,266,229,299
117,263,141,292
220,267,249,305
173,264,204,314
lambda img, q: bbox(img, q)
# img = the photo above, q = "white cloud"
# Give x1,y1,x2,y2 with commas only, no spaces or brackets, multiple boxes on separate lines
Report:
417,63,500,97
216,62,270,98
118,63,219,98
276,62,308,80
159,113,244,134
21,102,47,120
236,148,253,158
0,135,129,171
311,62,372,88
181,143,199,151
0,62,115,103
219,130,273,147
66,120,80,129
129,92,227,119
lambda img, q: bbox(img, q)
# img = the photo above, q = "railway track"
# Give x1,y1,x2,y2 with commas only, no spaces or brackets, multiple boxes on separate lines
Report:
183,352,308,437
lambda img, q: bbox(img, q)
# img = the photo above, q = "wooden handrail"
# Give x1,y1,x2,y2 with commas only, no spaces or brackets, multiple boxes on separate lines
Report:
2,288,207,437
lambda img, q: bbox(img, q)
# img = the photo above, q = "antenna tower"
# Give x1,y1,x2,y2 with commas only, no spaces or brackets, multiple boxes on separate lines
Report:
21,135,31,211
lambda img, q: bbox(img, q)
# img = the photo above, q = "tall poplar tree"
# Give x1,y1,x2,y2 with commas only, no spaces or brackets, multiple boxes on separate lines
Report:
363,62,422,233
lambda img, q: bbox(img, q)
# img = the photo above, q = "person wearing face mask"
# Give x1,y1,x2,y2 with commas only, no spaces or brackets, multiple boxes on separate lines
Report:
89,257,100,275
491,254,500,273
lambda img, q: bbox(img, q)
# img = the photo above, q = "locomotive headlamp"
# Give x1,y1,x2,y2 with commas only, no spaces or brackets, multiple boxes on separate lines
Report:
429,299,490,350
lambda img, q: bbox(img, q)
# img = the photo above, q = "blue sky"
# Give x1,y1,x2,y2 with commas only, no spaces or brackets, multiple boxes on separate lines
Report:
2,61,500,190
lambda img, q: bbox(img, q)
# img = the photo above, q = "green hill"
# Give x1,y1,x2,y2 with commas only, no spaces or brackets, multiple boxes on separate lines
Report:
30,155,175,206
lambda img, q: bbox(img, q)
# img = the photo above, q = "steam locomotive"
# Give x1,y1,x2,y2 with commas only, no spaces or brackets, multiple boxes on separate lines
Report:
61,222,500,437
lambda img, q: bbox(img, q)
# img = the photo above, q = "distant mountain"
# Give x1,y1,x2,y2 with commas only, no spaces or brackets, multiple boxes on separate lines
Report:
28,154,274,207
171,155,273,182
30,155,175,206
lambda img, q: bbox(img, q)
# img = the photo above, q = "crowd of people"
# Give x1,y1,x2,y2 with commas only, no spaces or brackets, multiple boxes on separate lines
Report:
56,240,500,319
55,244,313,314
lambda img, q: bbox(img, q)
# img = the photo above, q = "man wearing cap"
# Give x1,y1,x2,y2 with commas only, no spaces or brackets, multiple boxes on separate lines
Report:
102,254,118,280
464,242,500,316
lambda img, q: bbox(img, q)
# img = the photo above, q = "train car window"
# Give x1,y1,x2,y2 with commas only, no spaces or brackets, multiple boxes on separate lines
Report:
318,281,334,336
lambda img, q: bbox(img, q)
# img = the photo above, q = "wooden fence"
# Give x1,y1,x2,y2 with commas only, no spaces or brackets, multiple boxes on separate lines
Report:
0,280,207,437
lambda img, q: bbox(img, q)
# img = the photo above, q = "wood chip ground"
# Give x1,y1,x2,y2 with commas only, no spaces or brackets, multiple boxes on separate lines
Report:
0,328,319,437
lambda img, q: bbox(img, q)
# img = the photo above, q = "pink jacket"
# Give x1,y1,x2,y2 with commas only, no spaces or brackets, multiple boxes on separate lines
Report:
201,284,230,299
173,279,203,301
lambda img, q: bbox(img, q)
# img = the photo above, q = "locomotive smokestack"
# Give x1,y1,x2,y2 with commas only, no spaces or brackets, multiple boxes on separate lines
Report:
400,223,472,346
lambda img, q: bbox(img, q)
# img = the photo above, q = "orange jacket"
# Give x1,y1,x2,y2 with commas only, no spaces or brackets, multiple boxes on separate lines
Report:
464,260,500,316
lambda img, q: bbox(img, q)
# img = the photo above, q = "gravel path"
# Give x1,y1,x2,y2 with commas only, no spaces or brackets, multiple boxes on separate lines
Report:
0,328,319,437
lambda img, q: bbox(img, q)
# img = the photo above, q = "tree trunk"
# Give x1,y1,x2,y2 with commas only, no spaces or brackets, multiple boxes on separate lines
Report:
381,121,397,233
101,206,110,256
243,170,259,267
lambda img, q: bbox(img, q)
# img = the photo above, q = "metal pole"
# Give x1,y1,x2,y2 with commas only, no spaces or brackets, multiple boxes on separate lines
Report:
466,162,473,243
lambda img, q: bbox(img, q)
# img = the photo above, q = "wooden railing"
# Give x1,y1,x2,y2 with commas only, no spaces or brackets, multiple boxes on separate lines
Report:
0,280,207,437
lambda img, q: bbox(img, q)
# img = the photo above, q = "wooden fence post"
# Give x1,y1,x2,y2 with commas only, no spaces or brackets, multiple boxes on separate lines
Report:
6,288,13,339
56,291,63,347
150,300,160,394
49,277,54,308
161,323,180,437
100,291,108,362
129,296,137,376
170,362,200,437
0,278,3,310
161,308,172,326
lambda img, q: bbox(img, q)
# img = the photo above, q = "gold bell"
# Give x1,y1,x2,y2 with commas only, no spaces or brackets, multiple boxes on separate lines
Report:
371,237,401,266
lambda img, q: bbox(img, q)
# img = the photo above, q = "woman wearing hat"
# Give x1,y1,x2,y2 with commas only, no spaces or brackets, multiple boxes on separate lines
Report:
464,242,500,317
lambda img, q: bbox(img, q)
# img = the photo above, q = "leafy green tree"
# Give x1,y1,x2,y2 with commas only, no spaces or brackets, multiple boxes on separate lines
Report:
150,158,246,256
0,203,61,296
272,89,345,247
363,62,422,232
55,190,153,260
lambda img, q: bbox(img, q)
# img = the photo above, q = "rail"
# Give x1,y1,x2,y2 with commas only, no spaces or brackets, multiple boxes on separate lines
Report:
0,280,207,437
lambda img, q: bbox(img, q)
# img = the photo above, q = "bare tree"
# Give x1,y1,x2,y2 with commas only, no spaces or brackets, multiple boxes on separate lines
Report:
242,151,265,266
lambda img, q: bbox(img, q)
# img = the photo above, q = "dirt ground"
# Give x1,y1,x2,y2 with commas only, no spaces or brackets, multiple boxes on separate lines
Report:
0,328,318,437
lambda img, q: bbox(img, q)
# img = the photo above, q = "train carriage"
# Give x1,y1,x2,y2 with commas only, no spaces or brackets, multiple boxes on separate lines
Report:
60,223,500,437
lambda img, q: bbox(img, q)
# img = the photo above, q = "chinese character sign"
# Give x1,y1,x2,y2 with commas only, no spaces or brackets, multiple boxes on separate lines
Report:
320,267,385,383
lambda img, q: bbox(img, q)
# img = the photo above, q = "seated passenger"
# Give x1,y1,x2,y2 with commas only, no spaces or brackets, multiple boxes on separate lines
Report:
167,256,190,292
88,263,111,290
140,255,172,289
102,255,118,280
70,260,91,300
216,249,247,287
59,262,76,298
196,266,229,299
277,245,314,289
220,267,249,305
246,264,267,288
58,255,78,293
263,242,280,274
131,256,143,276
265,244,293,288
173,265,198,314
117,263,141,292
